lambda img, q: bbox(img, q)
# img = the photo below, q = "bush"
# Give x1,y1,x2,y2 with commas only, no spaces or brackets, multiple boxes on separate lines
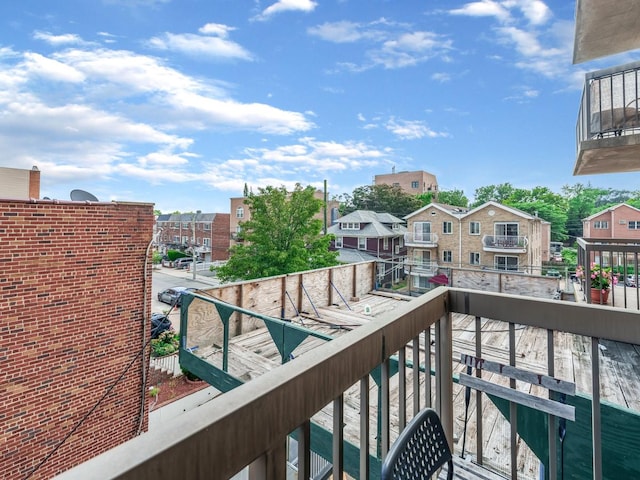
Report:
150,330,180,357
181,365,201,381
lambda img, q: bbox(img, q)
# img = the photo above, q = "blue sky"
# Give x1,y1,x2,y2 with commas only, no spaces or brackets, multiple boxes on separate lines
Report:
0,0,638,213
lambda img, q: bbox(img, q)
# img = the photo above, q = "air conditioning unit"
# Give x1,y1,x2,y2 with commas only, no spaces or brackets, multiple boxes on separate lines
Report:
620,220,627,224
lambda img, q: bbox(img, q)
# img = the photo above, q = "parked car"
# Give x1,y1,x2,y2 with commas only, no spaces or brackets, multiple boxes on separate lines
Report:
150,313,172,339
625,275,637,287
552,252,563,262
546,269,561,278
174,257,194,269
157,286,195,307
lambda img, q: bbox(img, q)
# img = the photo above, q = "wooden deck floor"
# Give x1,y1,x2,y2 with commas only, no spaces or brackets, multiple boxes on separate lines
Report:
192,291,640,480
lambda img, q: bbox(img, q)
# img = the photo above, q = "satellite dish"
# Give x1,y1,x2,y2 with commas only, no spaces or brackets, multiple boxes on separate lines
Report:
43,196,51,200
70,189,99,202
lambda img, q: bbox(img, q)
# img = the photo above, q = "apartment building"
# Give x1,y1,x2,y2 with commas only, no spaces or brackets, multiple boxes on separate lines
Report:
156,212,230,261
582,203,640,240
230,189,340,244
1,199,153,479
374,169,438,196
404,201,547,290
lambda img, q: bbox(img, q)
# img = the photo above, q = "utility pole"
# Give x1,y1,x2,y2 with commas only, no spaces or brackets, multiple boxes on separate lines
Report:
192,210,200,281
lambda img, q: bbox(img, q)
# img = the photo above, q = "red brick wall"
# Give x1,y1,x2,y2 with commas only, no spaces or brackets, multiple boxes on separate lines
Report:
211,213,230,260
0,200,153,479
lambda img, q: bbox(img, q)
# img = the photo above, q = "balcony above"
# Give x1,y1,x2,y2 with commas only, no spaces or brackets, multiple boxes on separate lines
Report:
482,235,527,253
405,261,439,276
404,232,438,247
575,61,640,175
573,0,640,64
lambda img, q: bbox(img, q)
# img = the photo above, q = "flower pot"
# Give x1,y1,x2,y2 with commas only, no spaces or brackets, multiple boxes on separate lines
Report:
590,288,609,304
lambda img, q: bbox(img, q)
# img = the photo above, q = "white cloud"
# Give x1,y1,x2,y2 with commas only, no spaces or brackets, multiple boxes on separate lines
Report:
253,0,318,22
148,24,253,61
431,72,451,83
148,32,253,60
308,21,370,43
33,31,88,46
449,1,511,22
385,118,449,140
23,52,85,83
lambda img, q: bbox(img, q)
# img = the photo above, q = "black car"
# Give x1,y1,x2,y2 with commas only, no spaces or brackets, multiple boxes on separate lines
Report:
150,313,172,339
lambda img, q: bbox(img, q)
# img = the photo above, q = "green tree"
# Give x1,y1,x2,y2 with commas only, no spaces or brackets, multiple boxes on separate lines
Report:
217,184,338,282
434,189,469,207
509,201,569,242
470,183,515,207
562,183,608,241
341,184,423,218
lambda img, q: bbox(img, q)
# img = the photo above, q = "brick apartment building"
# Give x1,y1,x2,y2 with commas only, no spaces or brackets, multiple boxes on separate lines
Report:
1,199,154,479
374,169,438,196
156,212,230,261
404,201,548,290
582,203,640,240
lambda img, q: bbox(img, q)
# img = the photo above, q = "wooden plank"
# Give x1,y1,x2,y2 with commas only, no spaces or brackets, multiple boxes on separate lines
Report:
459,374,575,421
460,354,576,395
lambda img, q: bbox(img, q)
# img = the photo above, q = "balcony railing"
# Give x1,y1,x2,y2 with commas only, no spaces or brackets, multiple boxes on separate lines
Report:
575,60,640,175
404,232,438,246
482,235,527,252
57,285,640,480
405,260,439,276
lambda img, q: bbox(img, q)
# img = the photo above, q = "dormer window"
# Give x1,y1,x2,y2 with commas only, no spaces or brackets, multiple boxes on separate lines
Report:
341,222,360,230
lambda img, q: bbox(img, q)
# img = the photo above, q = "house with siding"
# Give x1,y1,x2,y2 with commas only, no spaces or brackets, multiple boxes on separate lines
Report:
582,203,640,240
327,210,406,284
404,201,548,291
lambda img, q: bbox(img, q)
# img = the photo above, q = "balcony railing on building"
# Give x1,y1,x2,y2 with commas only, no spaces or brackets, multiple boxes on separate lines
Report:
58,267,640,480
405,260,439,276
404,231,438,246
575,60,640,175
482,234,527,252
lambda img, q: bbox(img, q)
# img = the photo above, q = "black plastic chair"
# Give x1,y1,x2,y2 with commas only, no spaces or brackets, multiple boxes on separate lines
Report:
381,408,454,480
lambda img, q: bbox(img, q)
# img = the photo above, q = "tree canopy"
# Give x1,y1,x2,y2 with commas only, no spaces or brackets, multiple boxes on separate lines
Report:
217,184,339,282
340,184,423,218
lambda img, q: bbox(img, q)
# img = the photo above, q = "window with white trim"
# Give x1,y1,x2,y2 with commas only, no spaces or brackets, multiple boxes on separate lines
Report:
629,221,640,230
593,220,608,229
358,237,366,250
203,238,211,247
443,250,452,263
443,221,452,234
470,221,481,235
335,236,343,248
341,222,360,230
236,207,244,218
383,237,389,250
411,181,419,188
495,255,519,271
469,252,480,265
203,223,211,231
173,235,179,243
182,222,189,228
182,236,189,244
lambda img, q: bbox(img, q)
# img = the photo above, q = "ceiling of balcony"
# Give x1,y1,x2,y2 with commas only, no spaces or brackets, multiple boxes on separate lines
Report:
573,0,640,64
575,136,640,175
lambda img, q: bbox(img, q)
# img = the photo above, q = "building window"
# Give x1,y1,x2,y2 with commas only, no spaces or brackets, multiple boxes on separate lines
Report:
335,236,343,248
443,221,452,234
470,221,481,235
358,237,366,250
411,181,419,189
203,223,211,231
173,235,179,243
383,237,389,250
393,182,400,187
182,222,189,229
173,222,179,228
341,222,360,230
399,237,404,248
236,207,244,219
443,250,452,263
395,244,400,254
413,222,432,242
469,252,480,265
628,221,639,230
495,255,519,271
593,220,608,229
182,236,189,244
203,238,211,247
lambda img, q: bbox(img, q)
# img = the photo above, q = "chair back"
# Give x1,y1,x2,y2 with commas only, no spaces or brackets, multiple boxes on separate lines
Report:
381,408,453,480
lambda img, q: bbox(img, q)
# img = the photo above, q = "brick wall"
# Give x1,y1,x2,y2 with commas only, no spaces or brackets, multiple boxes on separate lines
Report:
211,213,230,260
0,199,153,479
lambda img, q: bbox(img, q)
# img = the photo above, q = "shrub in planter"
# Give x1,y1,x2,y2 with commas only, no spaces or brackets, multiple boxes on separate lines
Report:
151,330,180,357
181,365,201,382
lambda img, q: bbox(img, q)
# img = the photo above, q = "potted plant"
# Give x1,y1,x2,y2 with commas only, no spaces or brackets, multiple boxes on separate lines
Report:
575,263,617,304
